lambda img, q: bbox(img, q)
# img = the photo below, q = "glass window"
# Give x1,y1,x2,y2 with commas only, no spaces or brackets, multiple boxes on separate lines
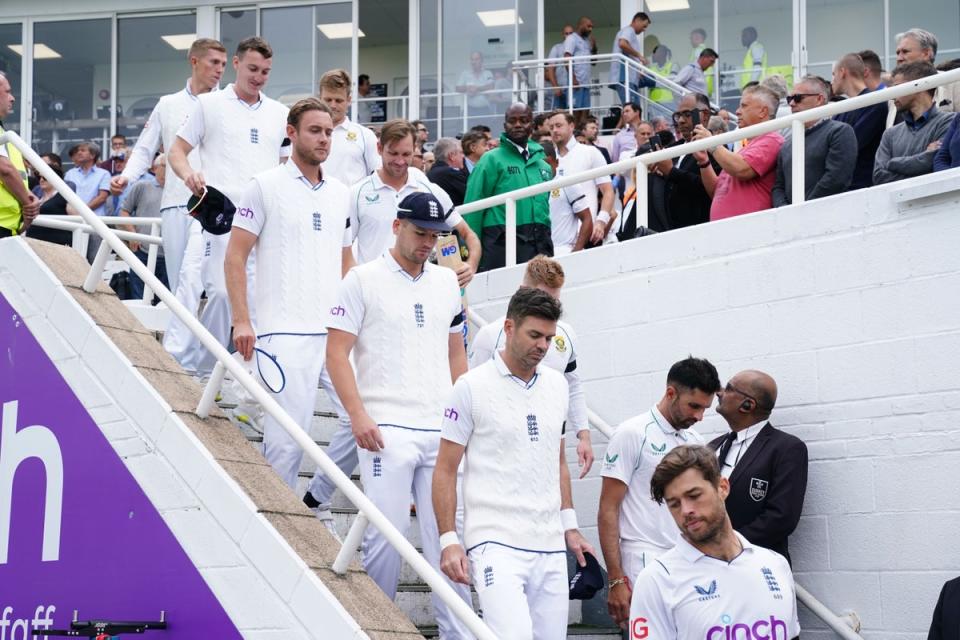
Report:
806,0,882,81
32,19,111,165
313,3,353,97
219,8,256,86
0,23,23,133
117,13,196,144
717,1,794,111
641,1,716,114
261,5,316,104
420,0,440,138
890,2,960,69
358,0,407,125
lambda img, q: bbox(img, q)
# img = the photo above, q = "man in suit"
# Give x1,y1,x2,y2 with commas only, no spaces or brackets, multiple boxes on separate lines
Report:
709,369,808,564
426,137,467,206
929,576,960,640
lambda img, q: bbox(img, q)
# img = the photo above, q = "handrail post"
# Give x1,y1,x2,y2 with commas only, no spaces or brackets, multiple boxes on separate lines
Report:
332,511,369,575
82,238,112,293
196,360,227,418
505,197,517,267
790,119,806,206
635,161,649,230
567,59,574,114
461,94,468,134
142,222,159,303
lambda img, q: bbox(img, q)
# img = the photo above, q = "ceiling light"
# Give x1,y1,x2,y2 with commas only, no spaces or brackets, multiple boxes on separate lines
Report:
161,34,197,51
645,0,690,10
317,23,364,39
8,44,62,59
477,10,524,27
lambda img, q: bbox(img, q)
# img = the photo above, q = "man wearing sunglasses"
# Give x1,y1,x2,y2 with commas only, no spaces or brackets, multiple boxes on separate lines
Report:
709,370,808,565
771,76,857,207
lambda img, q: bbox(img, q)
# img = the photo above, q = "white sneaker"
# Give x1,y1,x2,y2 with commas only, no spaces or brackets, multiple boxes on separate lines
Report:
232,404,264,435
311,504,342,542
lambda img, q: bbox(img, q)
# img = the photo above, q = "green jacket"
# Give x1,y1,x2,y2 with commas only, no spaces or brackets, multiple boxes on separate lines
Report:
463,133,553,238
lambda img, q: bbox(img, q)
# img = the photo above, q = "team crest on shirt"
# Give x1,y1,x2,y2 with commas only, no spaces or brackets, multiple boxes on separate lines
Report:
250,127,259,144
761,567,784,600
539,169,551,180
312,212,322,231
483,566,494,587
364,192,381,203
694,580,719,601
527,414,539,442
554,335,566,352
414,303,425,328
749,477,769,501
550,188,560,199
346,130,358,141
372,456,382,478
650,441,667,455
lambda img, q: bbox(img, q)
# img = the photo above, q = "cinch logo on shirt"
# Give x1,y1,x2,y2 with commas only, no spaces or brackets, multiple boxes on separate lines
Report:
694,579,719,601
527,414,539,442
706,615,788,640
761,568,783,600
414,303,425,328
372,456,382,478
250,128,259,144
330,305,346,317
444,407,459,421
237,207,255,219
312,212,322,231
631,617,648,639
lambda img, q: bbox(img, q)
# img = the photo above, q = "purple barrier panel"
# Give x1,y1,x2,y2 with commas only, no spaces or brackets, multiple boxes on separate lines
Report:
0,292,242,639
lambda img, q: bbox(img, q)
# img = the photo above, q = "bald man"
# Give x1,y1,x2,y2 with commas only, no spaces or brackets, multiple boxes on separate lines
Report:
710,370,808,564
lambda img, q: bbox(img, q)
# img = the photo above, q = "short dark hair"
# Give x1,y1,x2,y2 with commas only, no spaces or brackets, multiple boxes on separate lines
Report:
857,49,883,77
111,134,126,143
287,97,333,128
358,74,370,85
506,286,562,325
540,139,556,159
461,131,487,155
585,115,598,125
623,101,641,115
666,356,720,395
548,109,575,124
236,36,272,60
892,60,939,96
650,445,721,505
700,47,719,59
692,92,712,111
470,124,492,135
533,112,548,129
633,12,650,23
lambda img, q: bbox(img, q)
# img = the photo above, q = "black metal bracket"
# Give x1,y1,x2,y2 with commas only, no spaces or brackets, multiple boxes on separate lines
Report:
32,610,167,637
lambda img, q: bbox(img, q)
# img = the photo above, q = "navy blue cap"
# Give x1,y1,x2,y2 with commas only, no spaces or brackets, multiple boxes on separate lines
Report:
396,191,452,232
187,186,236,236
569,552,604,600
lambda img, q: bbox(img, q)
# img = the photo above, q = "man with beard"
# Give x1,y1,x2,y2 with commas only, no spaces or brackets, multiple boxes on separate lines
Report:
434,286,594,640
629,445,801,639
598,357,719,631
464,102,554,271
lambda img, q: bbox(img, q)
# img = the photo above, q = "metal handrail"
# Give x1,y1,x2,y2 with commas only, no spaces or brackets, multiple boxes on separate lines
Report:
458,66,960,266
3,131,496,640
29,217,162,246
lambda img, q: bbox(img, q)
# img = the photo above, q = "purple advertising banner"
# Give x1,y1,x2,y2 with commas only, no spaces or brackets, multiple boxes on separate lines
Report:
0,292,242,639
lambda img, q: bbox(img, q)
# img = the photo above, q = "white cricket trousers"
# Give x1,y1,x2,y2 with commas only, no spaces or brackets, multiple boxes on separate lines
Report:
161,213,205,373
258,334,347,489
620,541,669,586
305,418,358,505
358,427,475,640
467,543,568,640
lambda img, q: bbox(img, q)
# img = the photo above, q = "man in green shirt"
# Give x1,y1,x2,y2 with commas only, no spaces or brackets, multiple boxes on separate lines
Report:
0,72,39,238
464,102,554,272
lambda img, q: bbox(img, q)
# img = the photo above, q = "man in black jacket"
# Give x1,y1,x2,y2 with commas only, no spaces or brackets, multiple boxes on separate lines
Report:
929,576,960,640
649,92,720,229
709,369,808,564
426,137,468,206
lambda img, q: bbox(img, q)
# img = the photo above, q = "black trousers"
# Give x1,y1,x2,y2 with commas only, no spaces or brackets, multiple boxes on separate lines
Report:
477,225,553,272
0,226,14,238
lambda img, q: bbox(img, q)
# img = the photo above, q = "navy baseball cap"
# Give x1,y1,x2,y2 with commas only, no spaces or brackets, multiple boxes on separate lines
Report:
569,552,604,600
187,185,236,236
397,191,452,232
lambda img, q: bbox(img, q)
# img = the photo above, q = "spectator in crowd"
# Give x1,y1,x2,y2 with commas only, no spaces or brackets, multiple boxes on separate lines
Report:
318,68,381,186
740,26,767,88
456,51,495,118
565,16,595,124
858,49,887,90
598,357,719,630
582,115,611,163
356,73,372,124
533,112,551,141
461,130,487,174
546,25,575,109
832,53,889,189
25,154,75,246
772,76,857,207
0,71,38,238
634,120,655,151
464,102,553,270
651,115,671,133
411,144,424,171
928,576,960,640
609,12,653,106
612,102,643,164
674,48,718,98
695,85,784,221
120,153,169,300
934,112,960,170
689,27,708,62
938,58,960,114
435,287,594,640
707,114,727,136
65,141,111,262
710,370,808,564
428,136,467,205
629,445,801,639
874,61,954,184
648,45,676,107
647,93,721,229
99,134,128,176
548,110,616,245
895,28,956,117
412,120,430,146
761,74,792,120
422,149,435,173
539,140,592,254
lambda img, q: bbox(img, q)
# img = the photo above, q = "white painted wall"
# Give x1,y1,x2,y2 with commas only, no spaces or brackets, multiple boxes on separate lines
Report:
465,169,960,638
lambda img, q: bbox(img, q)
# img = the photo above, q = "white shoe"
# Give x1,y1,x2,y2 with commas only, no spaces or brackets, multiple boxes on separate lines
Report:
232,404,264,434
311,504,342,542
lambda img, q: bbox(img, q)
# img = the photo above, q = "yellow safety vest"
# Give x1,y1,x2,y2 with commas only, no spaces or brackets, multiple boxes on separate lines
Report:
649,62,676,103
0,126,27,235
740,42,767,88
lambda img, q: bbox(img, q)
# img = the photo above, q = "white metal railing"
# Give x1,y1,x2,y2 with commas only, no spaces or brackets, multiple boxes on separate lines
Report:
3,131,496,640
458,66,960,267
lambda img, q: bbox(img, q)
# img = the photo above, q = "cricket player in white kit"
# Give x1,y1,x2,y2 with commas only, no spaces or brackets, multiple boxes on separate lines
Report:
168,36,289,377
598,356,719,630
630,445,800,639
468,256,594,476
539,141,593,255
224,98,353,490
111,38,227,374
326,191,474,639
435,287,595,640
304,119,482,518
317,68,381,186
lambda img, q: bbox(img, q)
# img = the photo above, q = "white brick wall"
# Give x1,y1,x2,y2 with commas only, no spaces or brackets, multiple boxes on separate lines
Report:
0,239,367,640
467,169,960,637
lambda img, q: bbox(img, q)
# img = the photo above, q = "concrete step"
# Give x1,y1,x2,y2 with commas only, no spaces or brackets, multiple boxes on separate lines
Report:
395,586,482,628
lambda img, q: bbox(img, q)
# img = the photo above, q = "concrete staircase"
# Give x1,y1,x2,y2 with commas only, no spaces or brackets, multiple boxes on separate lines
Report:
216,382,621,639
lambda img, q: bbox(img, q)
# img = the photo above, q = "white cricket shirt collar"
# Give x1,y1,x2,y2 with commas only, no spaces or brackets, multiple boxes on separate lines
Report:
283,157,325,191
493,350,542,389
676,530,755,564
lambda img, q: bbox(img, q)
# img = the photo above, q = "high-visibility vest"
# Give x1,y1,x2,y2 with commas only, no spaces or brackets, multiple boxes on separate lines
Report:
649,61,675,103
0,126,27,235
740,42,767,88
